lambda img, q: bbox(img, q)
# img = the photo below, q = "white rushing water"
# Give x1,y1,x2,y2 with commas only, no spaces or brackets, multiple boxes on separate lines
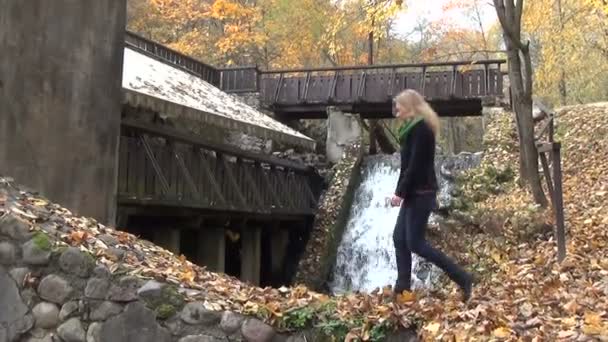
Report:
329,151,482,294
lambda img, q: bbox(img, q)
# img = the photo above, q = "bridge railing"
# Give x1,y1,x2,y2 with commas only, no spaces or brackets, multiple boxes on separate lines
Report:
117,120,322,215
257,60,504,105
219,66,260,93
125,31,221,86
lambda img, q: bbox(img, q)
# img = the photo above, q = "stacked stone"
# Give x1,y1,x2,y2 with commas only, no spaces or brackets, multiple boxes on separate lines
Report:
0,214,306,342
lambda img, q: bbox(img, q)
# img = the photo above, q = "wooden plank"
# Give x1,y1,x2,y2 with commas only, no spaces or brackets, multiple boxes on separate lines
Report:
273,167,296,209
141,135,170,195
552,144,566,262
238,159,266,210
283,78,300,103
421,66,428,96
539,152,555,209
328,71,338,101
334,74,352,103
198,150,227,206
257,164,284,209
274,73,285,103
219,155,248,209
174,150,200,200
302,72,311,103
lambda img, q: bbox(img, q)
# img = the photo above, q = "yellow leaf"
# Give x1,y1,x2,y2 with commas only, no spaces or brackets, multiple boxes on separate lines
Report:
561,316,577,327
424,322,441,335
180,269,195,283
582,312,604,335
396,290,416,304
31,199,48,206
491,250,502,263
492,327,511,338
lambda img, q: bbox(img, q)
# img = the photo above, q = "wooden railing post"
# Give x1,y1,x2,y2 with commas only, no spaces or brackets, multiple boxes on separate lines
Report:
552,143,566,262
534,100,566,262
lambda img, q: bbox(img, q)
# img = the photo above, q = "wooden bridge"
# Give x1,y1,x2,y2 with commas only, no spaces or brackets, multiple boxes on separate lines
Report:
125,31,505,120
221,61,505,119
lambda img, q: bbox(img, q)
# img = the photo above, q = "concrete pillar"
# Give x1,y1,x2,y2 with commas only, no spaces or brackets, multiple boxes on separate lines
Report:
197,228,225,273
241,227,261,285
0,1,126,224
271,229,290,276
154,229,181,255
326,107,361,163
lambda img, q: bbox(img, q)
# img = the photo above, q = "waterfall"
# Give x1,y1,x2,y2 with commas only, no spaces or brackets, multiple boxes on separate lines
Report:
329,151,482,294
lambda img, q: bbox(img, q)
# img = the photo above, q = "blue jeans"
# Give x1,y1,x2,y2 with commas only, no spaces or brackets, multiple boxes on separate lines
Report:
392,193,470,292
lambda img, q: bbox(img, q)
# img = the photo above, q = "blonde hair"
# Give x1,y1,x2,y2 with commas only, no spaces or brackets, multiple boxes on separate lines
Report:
394,89,440,136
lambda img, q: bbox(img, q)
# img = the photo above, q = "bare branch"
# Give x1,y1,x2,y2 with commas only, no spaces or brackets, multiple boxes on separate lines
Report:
429,49,507,61
493,0,527,51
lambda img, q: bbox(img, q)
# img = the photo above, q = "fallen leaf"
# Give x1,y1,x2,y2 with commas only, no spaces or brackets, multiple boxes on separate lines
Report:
396,290,416,304
492,327,511,338
520,302,533,318
69,231,87,244
424,322,441,335
563,299,579,314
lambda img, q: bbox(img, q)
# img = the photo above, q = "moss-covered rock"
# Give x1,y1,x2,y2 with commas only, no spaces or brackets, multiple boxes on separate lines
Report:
32,231,52,251
155,303,177,320
141,283,185,320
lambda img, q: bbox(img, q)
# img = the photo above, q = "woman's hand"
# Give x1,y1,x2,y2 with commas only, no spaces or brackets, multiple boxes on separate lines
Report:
390,195,403,207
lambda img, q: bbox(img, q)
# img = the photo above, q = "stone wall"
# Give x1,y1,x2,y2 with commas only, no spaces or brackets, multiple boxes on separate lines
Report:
292,138,365,291
0,173,418,342
0,180,309,342
0,1,126,225
0,219,288,342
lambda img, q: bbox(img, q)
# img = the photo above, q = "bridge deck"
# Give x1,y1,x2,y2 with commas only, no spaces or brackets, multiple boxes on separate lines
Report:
117,120,323,217
220,61,505,118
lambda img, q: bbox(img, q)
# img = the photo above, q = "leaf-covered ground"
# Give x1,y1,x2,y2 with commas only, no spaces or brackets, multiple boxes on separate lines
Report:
1,103,607,341
422,102,608,340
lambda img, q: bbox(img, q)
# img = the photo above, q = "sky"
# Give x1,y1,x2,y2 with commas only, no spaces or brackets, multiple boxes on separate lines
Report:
393,0,497,39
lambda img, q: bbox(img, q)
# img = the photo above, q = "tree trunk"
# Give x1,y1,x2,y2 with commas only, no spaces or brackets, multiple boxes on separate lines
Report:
506,44,548,207
558,70,568,106
495,0,548,208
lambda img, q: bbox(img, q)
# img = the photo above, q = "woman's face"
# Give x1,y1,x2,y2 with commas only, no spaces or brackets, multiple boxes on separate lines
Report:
395,101,414,120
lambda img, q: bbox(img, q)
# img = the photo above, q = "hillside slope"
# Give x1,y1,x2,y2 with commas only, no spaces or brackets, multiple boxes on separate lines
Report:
0,103,607,341
423,102,608,340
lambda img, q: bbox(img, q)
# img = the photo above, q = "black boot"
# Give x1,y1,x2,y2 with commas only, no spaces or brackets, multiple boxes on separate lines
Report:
460,273,473,302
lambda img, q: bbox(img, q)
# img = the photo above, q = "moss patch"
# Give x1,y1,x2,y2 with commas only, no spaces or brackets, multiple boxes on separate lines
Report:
143,284,185,320
155,304,177,320
32,231,52,251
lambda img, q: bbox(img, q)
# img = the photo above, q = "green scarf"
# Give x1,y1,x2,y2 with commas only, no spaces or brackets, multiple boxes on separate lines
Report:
397,116,424,144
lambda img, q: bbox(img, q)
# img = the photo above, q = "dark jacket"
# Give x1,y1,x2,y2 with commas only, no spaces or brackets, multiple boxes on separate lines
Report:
395,120,438,200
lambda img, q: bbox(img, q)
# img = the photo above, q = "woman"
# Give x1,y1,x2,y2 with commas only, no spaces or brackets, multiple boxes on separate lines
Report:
390,89,473,302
